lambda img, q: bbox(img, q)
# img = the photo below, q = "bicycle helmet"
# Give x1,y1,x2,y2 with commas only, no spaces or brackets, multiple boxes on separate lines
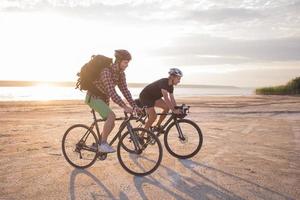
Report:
114,49,132,61
168,68,183,77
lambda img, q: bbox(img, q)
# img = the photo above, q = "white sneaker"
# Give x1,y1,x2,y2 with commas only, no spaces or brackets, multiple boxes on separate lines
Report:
98,142,116,153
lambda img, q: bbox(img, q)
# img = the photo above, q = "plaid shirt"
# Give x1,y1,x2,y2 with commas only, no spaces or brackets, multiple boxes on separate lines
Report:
91,64,136,108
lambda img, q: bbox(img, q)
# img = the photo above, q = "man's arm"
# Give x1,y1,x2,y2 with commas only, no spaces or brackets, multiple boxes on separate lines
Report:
118,73,137,108
169,93,177,108
162,89,181,114
101,69,126,108
161,89,175,111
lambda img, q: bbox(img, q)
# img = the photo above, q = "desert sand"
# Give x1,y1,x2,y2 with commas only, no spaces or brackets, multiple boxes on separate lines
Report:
0,95,299,200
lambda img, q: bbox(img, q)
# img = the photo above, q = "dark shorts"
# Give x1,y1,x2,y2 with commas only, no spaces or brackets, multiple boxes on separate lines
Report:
139,93,156,108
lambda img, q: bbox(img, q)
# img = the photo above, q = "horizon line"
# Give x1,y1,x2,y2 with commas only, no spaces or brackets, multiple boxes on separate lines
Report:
0,80,243,89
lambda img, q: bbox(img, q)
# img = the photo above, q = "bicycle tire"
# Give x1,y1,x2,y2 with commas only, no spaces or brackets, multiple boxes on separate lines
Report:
164,119,203,159
62,124,98,168
117,128,163,176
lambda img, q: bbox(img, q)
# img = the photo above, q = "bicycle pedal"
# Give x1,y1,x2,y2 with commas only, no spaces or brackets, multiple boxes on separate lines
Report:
98,153,107,160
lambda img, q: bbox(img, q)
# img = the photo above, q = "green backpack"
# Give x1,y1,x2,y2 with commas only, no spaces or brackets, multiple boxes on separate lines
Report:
75,55,112,96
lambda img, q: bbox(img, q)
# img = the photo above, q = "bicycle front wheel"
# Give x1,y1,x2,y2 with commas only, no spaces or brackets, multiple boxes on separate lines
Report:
164,119,203,159
117,128,163,176
62,124,98,168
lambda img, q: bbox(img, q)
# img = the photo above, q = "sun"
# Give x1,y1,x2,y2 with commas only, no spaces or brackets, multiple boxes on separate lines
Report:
30,83,58,101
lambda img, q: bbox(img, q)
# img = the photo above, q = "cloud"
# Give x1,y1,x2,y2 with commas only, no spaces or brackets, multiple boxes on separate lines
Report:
184,8,264,23
0,0,168,25
2,0,299,27
151,35,300,65
2,0,300,65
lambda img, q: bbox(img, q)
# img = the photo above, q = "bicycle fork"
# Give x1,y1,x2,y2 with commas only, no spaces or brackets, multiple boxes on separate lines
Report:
127,123,143,152
175,122,185,141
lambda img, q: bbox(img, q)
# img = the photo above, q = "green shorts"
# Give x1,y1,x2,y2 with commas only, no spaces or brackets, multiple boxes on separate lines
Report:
85,95,112,120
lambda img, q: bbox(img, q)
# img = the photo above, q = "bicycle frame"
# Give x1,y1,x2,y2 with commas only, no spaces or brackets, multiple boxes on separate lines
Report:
138,104,190,139
156,113,176,131
84,109,143,152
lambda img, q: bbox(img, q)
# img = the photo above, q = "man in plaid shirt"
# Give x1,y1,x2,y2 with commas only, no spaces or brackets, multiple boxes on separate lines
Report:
85,49,138,153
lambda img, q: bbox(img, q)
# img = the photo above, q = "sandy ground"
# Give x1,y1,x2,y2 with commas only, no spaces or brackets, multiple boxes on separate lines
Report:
0,95,299,200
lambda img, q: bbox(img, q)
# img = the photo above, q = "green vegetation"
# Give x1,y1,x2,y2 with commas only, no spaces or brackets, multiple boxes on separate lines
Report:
256,77,300,95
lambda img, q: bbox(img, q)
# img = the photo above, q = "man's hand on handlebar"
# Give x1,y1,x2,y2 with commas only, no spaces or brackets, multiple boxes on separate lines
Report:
134,107,143,114
172,108,182,114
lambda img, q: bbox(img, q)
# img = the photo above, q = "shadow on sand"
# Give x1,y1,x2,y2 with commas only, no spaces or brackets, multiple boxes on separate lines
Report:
133,161,243,200
68,159,294,200
179,159,293,200
69,168,129,200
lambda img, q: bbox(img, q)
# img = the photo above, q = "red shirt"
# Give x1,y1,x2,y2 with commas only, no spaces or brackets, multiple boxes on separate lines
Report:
91,63,136,108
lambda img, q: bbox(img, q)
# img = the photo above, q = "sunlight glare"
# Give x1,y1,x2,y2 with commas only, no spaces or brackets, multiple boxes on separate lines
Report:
30,83,59,101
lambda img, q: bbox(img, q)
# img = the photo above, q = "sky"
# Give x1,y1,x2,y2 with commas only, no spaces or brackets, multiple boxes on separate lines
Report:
0,0,300,87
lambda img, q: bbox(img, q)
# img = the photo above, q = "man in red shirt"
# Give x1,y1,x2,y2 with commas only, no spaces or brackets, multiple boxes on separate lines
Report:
86,49,138,153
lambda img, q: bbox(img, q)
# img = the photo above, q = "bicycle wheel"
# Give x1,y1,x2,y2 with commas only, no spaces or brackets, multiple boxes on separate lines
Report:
117,128,163,176
164,119,203,159
62,124,98,168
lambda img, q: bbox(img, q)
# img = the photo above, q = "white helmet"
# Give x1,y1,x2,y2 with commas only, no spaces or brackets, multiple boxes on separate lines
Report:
168,68,183,77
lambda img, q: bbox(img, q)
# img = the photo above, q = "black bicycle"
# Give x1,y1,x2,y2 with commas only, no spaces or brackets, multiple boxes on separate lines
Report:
135,102,203,159
62,109,163,176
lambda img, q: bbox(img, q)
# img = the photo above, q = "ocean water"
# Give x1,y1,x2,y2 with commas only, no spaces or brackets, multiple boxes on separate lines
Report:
0,86,254,101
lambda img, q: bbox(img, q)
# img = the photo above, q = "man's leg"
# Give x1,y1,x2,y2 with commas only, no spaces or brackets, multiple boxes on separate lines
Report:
139,107,157,142
85,95,116,153
101,111,116,142
98,110,117,153
154,99,169,127
144,107,157,130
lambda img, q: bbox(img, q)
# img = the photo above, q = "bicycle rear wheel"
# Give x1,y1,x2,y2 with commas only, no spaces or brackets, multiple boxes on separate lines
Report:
164,119,203,159
117,128,162,176
62,124,98,168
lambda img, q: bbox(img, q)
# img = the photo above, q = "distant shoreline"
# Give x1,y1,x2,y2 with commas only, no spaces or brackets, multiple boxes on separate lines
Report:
255,77,299,95
0,80,241,89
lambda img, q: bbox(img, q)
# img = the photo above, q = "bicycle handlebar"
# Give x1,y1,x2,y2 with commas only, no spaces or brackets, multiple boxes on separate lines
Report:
123,109,145,121
174,104,190,114
135,104,190,118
